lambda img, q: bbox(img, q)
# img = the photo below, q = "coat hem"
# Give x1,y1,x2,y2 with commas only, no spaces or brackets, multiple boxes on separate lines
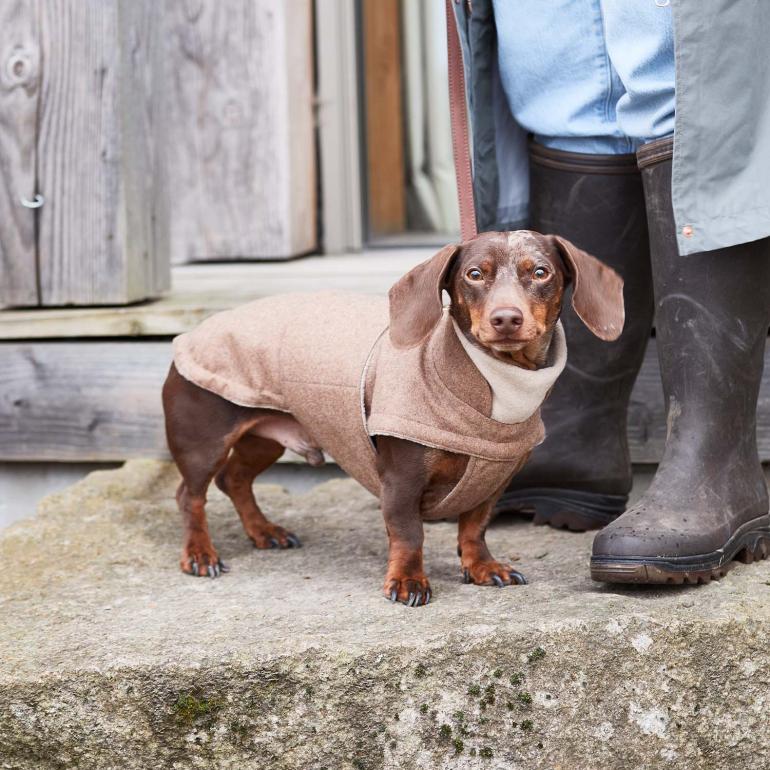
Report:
367,416,542,463
173,354,290,412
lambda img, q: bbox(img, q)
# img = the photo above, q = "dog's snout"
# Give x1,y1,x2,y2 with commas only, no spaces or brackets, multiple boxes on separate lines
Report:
489,307,524,331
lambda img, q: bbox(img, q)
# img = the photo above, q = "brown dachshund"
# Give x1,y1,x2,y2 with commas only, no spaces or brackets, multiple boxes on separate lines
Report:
162,231,624,605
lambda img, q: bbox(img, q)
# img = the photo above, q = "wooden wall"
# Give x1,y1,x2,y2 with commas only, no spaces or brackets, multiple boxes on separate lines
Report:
156,0,316,263
0,0,167,308
3,340,770,463
0,0,316,308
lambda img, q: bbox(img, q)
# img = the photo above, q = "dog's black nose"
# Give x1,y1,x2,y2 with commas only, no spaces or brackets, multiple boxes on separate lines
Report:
490,307,524,330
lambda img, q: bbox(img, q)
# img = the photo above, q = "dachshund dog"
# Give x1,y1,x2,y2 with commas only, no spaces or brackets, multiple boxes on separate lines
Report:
163,231,624,605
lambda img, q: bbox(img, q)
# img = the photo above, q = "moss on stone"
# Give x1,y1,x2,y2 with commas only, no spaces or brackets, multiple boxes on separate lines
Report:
172,693,222,724
516,691,533,706
527,647,546,663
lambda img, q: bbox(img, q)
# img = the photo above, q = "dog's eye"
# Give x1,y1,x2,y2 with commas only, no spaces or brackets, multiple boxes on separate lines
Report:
533,267,549,280
466,268,484,281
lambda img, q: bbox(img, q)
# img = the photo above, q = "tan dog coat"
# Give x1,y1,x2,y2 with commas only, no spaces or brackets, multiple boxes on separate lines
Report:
173,291,566,519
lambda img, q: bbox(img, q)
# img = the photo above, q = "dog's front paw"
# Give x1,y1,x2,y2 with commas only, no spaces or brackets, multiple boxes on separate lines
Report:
181,536,229,578
247,523,302,549
462,560,527,587
383,573,432,607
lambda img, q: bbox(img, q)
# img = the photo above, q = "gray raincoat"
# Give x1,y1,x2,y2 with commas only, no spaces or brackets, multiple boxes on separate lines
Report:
450,0,770,256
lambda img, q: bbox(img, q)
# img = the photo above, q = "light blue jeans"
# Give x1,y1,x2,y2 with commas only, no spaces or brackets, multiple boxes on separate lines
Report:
492,0,675,154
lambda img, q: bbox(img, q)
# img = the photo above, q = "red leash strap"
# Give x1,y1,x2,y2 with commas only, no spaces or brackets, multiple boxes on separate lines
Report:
445,0,478,241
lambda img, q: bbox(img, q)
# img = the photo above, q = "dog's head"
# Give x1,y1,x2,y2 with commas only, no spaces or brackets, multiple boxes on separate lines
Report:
388,230,624,368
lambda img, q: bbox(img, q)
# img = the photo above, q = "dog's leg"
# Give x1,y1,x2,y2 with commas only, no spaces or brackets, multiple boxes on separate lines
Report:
215,434,302,549
163,363,252,577
376,437,431,607
457,501,528,587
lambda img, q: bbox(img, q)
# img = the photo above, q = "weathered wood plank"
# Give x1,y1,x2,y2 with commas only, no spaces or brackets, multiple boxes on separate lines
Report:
0,0,40,308
0,251,433,339
363,0,406,235
0,342,171,461
119,0,171,301
36,0,166,305
2,340,770,464
314,0,364,253
156,0,316,262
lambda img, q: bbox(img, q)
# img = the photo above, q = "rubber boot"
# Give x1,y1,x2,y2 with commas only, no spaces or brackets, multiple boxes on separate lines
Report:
496,143,655,530
591,137,770,584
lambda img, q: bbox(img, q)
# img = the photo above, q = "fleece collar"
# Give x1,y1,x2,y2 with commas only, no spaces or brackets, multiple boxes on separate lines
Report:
451,319,567,424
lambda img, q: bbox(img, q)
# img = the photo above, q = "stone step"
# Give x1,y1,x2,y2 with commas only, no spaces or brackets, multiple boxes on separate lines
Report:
1,460,768,769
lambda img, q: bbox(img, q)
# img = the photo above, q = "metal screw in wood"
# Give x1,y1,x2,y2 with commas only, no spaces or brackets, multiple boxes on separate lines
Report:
20,194,44,209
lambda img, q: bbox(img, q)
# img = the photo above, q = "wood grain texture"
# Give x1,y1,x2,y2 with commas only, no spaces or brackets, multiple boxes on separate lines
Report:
363,0,406,235
119,0,171,300
314,0,363,253
156,0,316,262
0,342,171,461
36,0,166,305
2,340,770,464
0,249,433,339
0,0,41,308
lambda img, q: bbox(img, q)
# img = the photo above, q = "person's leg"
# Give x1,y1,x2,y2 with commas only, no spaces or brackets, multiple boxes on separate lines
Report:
496,145,654,529
591,138,770,583
492,0,633,154
600,0,675,146
492,0,660,528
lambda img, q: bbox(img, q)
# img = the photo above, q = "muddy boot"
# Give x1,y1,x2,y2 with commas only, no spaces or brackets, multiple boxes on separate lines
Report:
591,137,770,584
496,143,654,530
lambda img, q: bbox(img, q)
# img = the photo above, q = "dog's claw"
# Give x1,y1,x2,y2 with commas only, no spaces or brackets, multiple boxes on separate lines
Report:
206,565,215,578
191,561,199,577
462,569,470,584
414,592,423,606
407,592,416,607
510,570,528,585
492,574,504,588
269,538,279,548
390,589,398,603
286,534,302,548
218,559,230,573
425,590,431,605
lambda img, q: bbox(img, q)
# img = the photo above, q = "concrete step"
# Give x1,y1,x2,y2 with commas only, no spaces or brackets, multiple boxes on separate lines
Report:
1,460,769,769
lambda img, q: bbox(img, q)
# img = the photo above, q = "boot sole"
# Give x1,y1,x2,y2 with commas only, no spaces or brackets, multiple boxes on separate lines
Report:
590,516,770,584
496,488,627,532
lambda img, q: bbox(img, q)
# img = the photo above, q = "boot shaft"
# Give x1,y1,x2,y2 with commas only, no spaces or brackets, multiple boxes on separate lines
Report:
638,138,770,455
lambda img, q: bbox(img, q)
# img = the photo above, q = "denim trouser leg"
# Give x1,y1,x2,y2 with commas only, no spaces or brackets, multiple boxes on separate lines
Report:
492,0,675,154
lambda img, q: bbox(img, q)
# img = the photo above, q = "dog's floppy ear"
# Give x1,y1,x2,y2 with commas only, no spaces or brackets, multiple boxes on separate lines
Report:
388,243,461,348
548,235,625,341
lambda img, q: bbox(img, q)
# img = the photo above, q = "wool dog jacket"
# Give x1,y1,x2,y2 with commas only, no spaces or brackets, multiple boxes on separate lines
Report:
173,291,566,519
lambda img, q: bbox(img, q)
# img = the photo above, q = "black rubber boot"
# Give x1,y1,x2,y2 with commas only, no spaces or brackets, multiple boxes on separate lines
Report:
591,137,770,584
496,143,654,530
